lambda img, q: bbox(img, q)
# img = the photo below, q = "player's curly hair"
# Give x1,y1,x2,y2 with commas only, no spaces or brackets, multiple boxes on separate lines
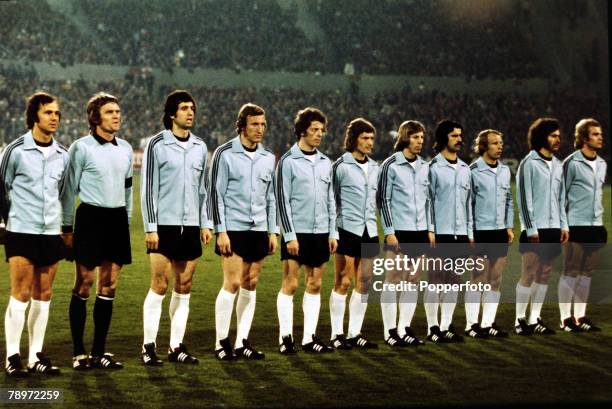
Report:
294,107,327,140
527,117,559,151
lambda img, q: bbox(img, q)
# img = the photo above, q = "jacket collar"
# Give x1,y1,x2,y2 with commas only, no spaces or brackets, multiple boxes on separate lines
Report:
475,156,505,172
574,149,605,165
529,149,557,163
393,151,424,167
162,129,201,148
434,152,467,168
93,131,118,146
341,151,376,166
290,143,325,161
231,136,269,156
22,130,63,154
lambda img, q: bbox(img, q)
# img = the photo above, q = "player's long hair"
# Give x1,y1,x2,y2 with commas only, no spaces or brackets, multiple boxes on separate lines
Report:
235,103,265,135
25,92,59,129
163,90,197,130
574,118,600,149
87,92,119,133
394,120,425,152
294,107,327,140
433,119,462,153
527,117,559,151
344,118,375,152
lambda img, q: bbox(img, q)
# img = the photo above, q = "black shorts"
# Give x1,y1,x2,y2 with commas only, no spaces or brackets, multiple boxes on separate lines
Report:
432,234,471,258
384,230,431,257
214,230,269,263
4,231,65,266
281,233,330,267
337,228,379,258
519,228,562,261
148,225,202,261
569,225,607,253
473,229,509,258
73,203,132,270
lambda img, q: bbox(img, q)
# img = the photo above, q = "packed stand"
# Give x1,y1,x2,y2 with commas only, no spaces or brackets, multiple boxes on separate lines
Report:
1,65,607,162
311,0,542,78
1,0,552,79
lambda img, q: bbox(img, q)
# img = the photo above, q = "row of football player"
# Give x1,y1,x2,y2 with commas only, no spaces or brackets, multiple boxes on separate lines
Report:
0,90,605,377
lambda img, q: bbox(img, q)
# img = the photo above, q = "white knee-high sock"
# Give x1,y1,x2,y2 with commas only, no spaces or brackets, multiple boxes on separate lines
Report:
143,289,165,346
329,290,347,338
277,292,294,343
515,283,531,324
347,290,368,338
5,297,29,366
573,276,592,319
214,288,236,349
235,288,256,349
302,292,321,345
528,283,548,324
464,290,482,330
27,299,50,364
380,285,397,338
481,290,501,328
423,288,440,333
558,275,577,321
397,288,418,337
440,290,458,331
169,291,191,349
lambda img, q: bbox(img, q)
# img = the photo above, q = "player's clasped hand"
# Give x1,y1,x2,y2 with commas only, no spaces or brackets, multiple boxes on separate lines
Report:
145,232,159,250
201,228,212,245
286,239,299,256
216,232,232,256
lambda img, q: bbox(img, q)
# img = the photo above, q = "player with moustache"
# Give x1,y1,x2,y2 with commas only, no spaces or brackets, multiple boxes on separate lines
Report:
515,118,569,336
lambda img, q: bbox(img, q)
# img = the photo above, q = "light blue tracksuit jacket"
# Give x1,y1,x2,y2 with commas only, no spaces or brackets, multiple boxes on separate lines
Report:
0,131,69,234
428,153,473,239
274,143,337,242
333,152,379,238
469,157,514,231
562,150,607,226
377,152,432,235
207,136,278,234
141,130,210,232
516,150,568,236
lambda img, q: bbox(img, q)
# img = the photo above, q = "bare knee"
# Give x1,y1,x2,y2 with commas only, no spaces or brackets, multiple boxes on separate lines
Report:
306,277,322,294
223,278,240,294
75,278,94,298
151,276,168,295
334,271,351,294
282,277,299,295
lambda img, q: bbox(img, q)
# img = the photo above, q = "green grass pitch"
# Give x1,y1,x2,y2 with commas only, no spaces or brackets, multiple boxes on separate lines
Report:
1,176,611,408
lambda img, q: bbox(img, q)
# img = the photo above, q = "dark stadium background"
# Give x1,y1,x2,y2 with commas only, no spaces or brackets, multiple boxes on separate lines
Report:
0,1,611,408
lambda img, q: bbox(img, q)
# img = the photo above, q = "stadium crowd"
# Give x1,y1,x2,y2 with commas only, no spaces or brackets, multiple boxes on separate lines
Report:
1,64,606,162
1,0,549,79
